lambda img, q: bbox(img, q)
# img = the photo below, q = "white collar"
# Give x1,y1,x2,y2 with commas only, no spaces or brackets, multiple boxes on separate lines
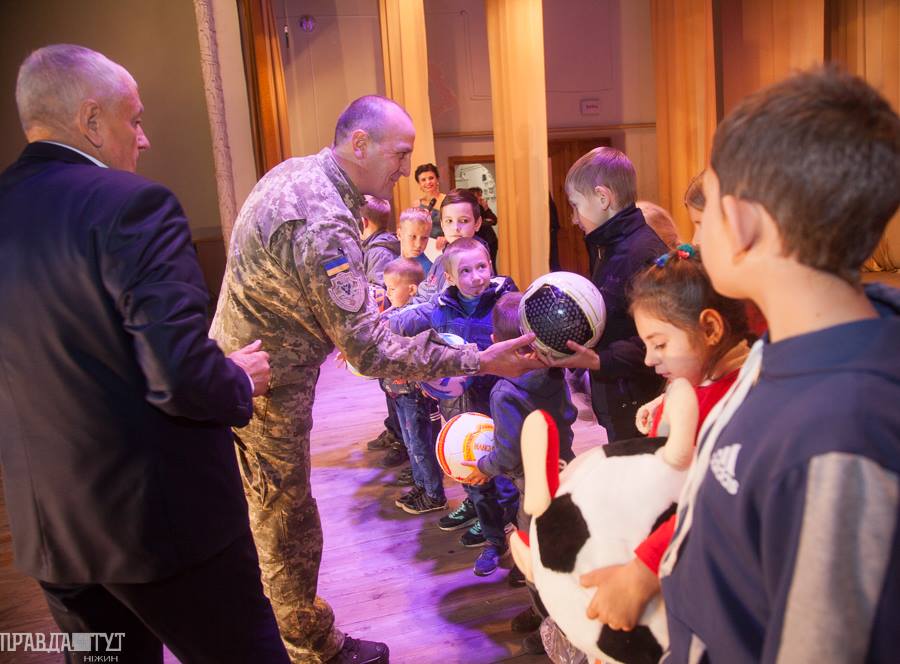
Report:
40,141,108,168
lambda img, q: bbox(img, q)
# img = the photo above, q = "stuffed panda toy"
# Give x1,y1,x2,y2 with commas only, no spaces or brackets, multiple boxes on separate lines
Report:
509,378,698,664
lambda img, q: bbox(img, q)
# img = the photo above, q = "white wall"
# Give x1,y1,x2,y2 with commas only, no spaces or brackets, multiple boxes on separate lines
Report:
276,0,386,158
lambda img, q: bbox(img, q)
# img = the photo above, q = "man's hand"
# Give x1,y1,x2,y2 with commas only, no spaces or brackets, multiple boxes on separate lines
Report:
540,340,601,371
478,333,543,377
460,459,491,485
580,558,660,631
228,339,270,397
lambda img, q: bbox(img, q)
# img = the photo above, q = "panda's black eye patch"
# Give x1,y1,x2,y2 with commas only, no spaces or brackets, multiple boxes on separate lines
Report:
535,493,589,573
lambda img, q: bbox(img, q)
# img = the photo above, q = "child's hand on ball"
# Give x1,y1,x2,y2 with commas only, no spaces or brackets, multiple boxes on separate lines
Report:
540,341,601,371
460,460,490,485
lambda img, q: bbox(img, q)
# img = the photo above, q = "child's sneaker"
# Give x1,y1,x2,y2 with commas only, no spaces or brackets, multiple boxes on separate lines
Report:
394,485,424,509
459,520,486,547
388,466,414,487
366,429,397,451
379,441,408,467
437,498,477,531
400,491,448,515
473,544,507,576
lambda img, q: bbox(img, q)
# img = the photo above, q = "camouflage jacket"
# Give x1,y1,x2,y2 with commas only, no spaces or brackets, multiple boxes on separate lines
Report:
210,148,479,387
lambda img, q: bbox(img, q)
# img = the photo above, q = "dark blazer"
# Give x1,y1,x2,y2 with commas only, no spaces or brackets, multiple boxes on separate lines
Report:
0,142,254,584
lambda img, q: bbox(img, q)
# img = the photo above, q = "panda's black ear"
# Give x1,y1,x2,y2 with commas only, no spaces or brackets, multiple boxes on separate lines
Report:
597,624,662,664
535,494,589,573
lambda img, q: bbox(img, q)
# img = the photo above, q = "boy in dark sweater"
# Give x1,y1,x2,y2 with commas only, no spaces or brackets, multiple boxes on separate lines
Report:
463,292,578,650
660,68,900,663
360,195,400,287
547,147,667,441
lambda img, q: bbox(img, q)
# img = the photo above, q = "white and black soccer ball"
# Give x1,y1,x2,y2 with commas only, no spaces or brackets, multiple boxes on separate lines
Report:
519,272,606,359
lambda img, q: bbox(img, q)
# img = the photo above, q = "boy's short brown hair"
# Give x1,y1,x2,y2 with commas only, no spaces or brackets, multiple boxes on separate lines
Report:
362,195,391,229
383,257,425,285
442,237,490,275
492,292,523,342
711,66,900,283
565,146,637,209
398,207,431,228
440,188,481,221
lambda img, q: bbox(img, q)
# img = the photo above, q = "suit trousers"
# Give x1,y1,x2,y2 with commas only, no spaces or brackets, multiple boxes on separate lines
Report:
39,532,288,664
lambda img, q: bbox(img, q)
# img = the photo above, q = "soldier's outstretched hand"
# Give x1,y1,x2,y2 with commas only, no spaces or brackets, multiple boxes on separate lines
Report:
478,333,543,377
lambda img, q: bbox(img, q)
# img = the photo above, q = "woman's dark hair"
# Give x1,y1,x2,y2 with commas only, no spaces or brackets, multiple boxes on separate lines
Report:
414,163,439,182
630,245,749,379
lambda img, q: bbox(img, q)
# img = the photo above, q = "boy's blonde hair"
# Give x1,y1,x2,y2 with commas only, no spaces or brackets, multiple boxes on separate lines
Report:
637,200,679,249
362,195,391,229
565,146,637,209
442,237,490,275
383,257,425,285
397,207,432,229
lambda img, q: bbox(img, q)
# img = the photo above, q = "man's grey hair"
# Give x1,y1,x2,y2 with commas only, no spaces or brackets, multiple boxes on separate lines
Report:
16,44,135,134
333,95,411,146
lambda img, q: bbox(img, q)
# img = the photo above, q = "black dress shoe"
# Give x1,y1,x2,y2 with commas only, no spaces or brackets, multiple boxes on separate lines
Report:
326,636,389,664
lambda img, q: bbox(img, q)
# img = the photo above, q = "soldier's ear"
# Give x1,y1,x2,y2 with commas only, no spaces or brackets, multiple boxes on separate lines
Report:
351,129,369,159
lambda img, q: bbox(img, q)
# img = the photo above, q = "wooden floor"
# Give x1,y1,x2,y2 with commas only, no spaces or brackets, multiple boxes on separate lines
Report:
0,354,605,663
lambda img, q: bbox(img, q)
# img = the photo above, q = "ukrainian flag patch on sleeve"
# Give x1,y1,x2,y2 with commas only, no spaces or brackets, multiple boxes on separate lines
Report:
324,255,350,277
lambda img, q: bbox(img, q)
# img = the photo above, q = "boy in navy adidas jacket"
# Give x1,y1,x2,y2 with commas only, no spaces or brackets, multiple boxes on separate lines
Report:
659,68,900,664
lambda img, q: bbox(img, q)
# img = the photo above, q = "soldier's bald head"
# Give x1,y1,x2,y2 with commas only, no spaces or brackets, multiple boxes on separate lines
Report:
333,96,412,147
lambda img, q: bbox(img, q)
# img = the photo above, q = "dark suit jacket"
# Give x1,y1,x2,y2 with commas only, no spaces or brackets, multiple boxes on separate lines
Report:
0,142,254,583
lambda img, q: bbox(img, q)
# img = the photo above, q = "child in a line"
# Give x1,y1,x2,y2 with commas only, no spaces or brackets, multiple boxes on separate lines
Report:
396,207,434,277
548,147,667,441
415,188,491,302
373,207,431,469
379,258,448,515
360,195,399,287
463,291,578,651
578,245,750,632
661,68,900,663
389,238,519,576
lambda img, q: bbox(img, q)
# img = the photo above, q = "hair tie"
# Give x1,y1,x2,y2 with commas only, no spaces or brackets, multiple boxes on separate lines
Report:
654,244,697,268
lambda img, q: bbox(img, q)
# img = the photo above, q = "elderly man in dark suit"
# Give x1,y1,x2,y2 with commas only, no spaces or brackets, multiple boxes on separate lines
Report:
0,44,289,663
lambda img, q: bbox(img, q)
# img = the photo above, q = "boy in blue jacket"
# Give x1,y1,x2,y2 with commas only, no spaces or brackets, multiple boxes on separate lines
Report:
659,68,900,664
389,238,519,576
464,292,578,648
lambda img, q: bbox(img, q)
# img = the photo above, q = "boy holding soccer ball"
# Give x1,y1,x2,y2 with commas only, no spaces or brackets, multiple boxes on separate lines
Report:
546,147,667,442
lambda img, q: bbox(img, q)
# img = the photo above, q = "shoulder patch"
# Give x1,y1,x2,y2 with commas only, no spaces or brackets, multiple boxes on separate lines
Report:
323,255,366,312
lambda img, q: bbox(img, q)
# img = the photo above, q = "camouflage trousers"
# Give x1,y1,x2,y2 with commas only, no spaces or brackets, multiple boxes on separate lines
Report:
234,368,344,664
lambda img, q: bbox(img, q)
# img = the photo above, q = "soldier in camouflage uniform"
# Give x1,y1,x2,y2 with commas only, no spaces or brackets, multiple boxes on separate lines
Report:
211,96,536,664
